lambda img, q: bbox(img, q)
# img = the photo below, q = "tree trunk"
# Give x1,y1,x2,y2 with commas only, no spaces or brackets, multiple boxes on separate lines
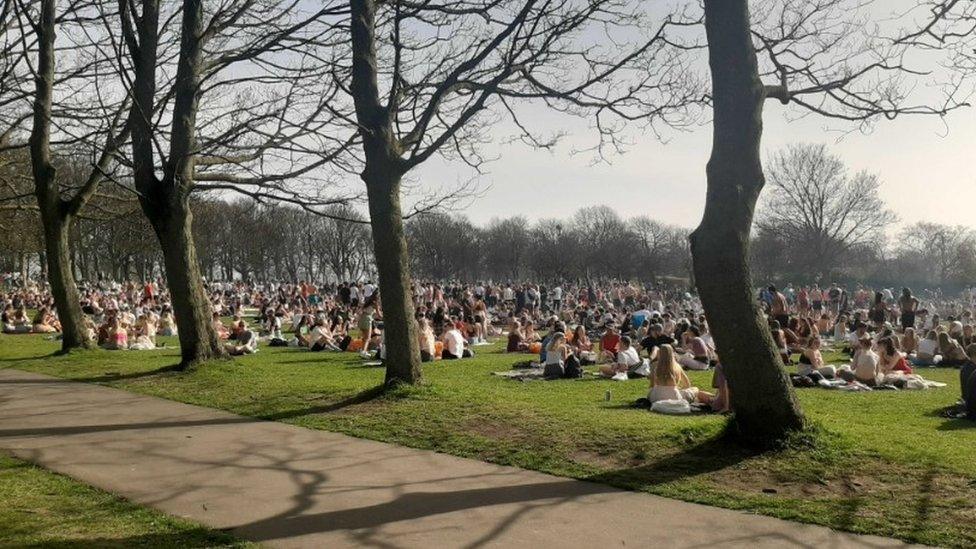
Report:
39,211,93,351
365,170,422,385
145,200,226,368
28,0,92,351
350,0,422,385
690,0,804,445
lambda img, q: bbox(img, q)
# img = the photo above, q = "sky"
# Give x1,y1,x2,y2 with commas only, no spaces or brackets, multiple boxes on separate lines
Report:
402,0,976,233
414,100,976,232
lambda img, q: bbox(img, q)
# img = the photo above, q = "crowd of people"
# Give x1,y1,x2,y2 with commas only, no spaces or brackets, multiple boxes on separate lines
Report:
2,276,974,419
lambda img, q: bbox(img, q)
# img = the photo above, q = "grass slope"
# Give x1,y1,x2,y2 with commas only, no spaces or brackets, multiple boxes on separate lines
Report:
2,333,974,547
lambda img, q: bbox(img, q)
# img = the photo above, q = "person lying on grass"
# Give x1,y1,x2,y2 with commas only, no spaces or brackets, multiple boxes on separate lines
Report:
648,344,714,406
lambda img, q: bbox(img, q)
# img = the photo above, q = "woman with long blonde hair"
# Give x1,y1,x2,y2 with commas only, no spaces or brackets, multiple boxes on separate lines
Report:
649,344,713,405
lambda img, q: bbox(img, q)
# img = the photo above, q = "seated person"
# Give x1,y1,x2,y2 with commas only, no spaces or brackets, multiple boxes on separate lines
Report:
103,316,128,350
639,323,674,361
543,332,579,378
846,336,880,386
31,308,59,333
441,325,472,359
599,336,640,377
677,326,712,371
417,317,436,362
940,331,968,366
914,330,939,366
900,328,919,356
599,325,621,362
710,360,731,413
797,336,837,381
506,320,529,352
212,312,230,340
128,313,158,350
648,344,714,405
306,318,340,352
225,321,258,355
569,325,593,355
877,337,913,376
158,308,178,336
3,306,32,333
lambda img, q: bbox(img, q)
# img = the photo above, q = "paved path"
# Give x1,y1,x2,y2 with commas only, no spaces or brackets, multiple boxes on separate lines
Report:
0,369,920,548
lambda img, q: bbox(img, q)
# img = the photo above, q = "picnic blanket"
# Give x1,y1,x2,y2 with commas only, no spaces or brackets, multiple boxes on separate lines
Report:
492,368,547,381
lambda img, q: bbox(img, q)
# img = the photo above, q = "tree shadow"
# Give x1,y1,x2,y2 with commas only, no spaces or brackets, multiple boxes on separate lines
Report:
0,351,60,363
583,430,753,490
72,364,186,383
259,385,387,421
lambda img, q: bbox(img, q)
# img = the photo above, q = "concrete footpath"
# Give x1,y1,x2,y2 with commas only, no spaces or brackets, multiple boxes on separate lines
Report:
0,368,920,548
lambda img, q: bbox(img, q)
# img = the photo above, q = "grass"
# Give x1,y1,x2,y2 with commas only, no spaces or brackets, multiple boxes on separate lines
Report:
2,332,975,547
0,453,249,548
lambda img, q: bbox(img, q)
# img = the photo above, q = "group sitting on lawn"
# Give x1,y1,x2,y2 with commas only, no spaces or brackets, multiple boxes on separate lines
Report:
2,277,976,420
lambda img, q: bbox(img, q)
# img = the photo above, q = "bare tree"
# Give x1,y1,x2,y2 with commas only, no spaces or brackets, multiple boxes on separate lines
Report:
898,222,975,286
691,0,964,445
5,0,131,351
344,0,700,385
115,0,353,368
757,143,894,278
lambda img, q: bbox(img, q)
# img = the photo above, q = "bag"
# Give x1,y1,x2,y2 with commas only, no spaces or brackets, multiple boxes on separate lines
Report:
269,337,289,347
563,355,584,378
630,358,651,377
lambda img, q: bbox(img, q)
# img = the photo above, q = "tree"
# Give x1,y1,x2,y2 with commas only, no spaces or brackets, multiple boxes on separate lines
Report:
757,143,894,278
898,222,976,286
691,0,962,445
10,0,130,351
345,0,697,385
116,0,351,368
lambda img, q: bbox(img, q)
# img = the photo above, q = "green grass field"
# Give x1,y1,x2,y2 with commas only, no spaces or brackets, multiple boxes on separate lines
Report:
0,453,249,548
2,332,974,547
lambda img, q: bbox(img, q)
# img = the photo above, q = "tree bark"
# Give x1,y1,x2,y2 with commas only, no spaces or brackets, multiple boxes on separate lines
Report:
123,0,226,368
350,0,422,385
365,168,422,385
690,0,805,445
145,199,224,367
28,0,93,352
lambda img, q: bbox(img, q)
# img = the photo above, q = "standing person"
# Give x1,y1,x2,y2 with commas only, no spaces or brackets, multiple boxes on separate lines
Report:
551,284,563,313
899,288,920,331
769,286,789,328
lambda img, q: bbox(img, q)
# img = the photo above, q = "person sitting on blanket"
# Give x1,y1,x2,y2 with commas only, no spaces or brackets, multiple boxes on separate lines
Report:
648,344,714,405
798,336,837,382
158,307,178,337
2,306,31,333
848,336,881,386
599,335,640,377
900,327,919,357
878,337,913,376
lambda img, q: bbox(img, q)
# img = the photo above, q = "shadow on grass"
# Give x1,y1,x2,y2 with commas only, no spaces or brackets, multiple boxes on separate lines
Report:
72,364,187,383
259,385,387,421
0,351,60,364
584,429,754,490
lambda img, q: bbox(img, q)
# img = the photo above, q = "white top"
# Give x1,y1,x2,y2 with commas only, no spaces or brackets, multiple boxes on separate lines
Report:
617,347,640,368
444,329,466,357
917,338,938,358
